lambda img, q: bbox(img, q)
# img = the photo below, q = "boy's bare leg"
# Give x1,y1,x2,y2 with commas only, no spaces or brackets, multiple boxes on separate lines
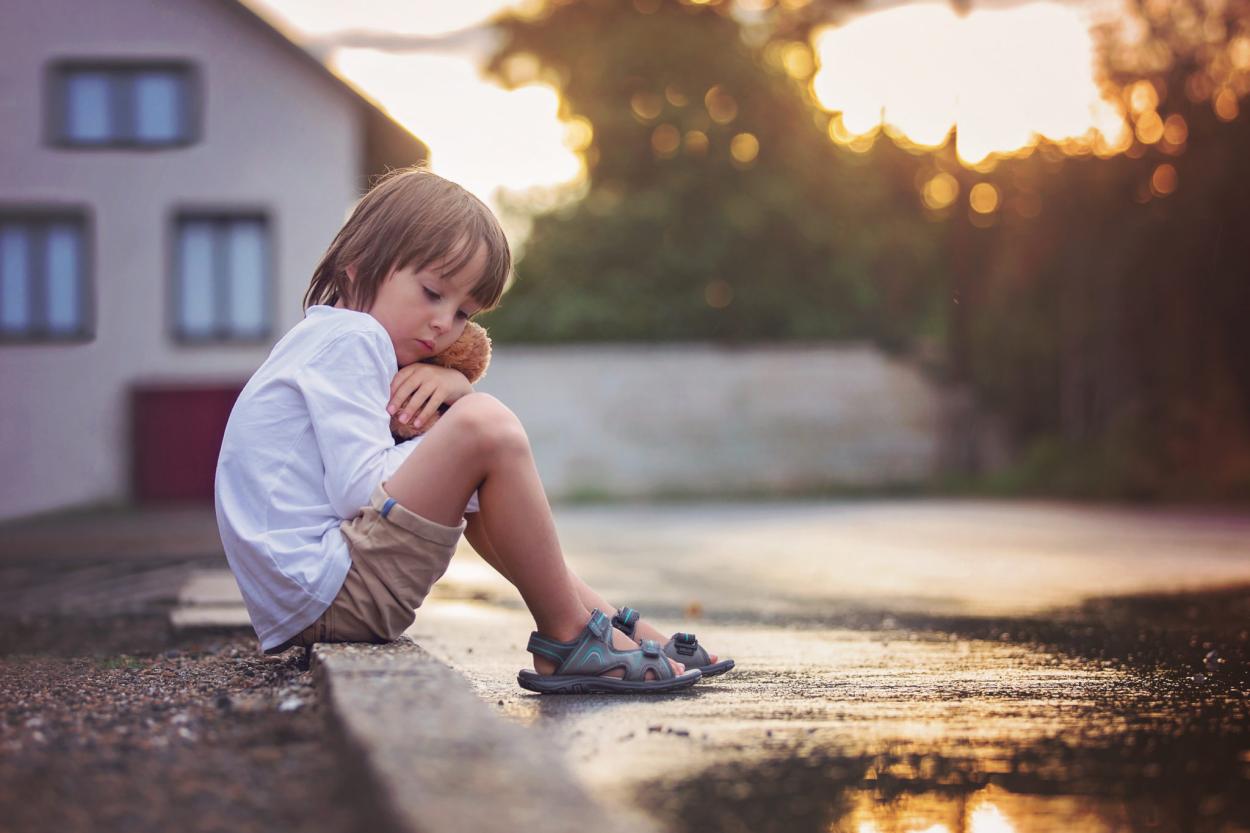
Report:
384,394,681,678
465,513,716,664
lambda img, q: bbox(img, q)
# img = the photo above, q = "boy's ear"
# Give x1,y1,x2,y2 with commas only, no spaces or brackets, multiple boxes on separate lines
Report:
345,263,358,282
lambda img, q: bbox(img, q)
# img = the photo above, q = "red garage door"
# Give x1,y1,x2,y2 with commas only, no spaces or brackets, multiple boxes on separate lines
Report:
132,384,243,503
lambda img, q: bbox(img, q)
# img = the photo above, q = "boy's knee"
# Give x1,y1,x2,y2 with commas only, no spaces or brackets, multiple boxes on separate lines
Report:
446,393,529,459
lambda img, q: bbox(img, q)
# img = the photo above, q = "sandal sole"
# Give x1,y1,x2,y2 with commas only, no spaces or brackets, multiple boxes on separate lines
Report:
517,668,702,695
694,659,735,678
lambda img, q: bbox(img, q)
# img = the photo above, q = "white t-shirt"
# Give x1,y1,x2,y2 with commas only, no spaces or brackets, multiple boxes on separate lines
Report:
214,304,478,651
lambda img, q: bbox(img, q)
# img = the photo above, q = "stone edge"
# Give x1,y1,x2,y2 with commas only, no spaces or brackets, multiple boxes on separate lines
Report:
311,637,661,833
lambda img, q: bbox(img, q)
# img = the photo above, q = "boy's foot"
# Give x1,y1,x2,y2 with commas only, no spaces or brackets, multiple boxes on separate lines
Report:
616,609,720,665
532,616,684,681
520,610,701,694
612,606,733,678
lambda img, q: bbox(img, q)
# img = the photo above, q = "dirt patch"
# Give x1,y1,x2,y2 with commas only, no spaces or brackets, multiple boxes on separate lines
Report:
0,619,361,833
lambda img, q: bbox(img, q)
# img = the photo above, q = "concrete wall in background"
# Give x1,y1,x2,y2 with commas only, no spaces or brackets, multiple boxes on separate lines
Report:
477,344,953,499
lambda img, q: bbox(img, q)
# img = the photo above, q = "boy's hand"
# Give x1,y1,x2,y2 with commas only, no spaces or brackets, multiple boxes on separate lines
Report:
388,363,472,430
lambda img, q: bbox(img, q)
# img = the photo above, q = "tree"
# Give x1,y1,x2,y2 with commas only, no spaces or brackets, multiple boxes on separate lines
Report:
480,0,941,345
932,0,1250,495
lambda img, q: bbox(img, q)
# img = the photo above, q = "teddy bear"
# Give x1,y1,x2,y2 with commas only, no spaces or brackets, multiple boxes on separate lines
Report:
390,321,492,440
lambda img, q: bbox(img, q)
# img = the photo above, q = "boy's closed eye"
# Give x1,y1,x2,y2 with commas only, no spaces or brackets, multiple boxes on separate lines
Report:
422,286,473,321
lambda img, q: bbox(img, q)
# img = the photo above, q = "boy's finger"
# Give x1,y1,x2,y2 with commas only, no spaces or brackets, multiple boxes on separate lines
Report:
390,364,420,395
389,386,410,415
389,375,419,412
414,395,444,429
397,383,430,423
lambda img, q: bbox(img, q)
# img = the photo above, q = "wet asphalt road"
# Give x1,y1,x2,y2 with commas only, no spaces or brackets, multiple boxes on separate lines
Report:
412,500,1250,833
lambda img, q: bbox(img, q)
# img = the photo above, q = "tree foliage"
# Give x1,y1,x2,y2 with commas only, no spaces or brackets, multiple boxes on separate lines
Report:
481,0,941,345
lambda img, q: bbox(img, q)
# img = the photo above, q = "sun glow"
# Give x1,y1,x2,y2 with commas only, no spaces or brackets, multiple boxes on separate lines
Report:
331,49,583,205
811,2,1131,166
244,0,584,227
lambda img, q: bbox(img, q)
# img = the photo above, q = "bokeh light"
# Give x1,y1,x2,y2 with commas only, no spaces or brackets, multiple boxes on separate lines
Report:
781,42,815,79
1135,110,1164,144
705,85,739,125
651,123,681,157
730,132,760,165
1151,162,1178,196
969,182,1000,214
1127,80,1159,114
1214,88,1240,120
665,85,689,107
631,91,664,122
1232,36,1250,70
922,172,960,210
1162,114,1188,145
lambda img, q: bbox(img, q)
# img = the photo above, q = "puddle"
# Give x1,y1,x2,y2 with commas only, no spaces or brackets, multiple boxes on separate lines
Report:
648,698,1250,833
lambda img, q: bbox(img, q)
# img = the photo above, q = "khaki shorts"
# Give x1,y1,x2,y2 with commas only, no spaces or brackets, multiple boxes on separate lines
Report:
273,484,466,651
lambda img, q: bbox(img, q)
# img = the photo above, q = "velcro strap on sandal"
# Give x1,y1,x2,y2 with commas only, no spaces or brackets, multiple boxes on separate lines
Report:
527,632,571,664
672,633,699,657
587,609,611,642
612,607,640,637
641,639,661,658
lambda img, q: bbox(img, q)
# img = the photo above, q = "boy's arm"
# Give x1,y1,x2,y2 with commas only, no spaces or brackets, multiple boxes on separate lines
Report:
299,331,416,518
388,363,473,431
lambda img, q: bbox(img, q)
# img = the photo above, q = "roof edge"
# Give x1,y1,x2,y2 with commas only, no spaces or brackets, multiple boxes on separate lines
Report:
220,0,429,179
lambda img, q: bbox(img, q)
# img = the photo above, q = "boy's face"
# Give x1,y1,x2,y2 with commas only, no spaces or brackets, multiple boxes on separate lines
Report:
363,242,487,367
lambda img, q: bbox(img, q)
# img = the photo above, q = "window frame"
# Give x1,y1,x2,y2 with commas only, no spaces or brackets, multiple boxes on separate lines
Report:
45,58,203,150
0,205,95,345
168,208,276,346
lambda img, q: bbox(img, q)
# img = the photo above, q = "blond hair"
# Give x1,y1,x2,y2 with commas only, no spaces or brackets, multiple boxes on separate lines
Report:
303,166,511,314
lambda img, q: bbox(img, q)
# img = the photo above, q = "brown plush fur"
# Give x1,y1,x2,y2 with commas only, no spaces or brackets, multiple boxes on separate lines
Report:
390,321,492,439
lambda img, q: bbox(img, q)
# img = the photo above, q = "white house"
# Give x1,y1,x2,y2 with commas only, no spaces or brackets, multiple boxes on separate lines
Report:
0,0,426,521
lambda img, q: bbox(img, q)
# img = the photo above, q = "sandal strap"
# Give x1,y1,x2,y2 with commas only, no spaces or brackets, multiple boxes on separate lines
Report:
531,609,675,683
612,607,641,638
665,633,711,665
527,609,612,664
587,608,612,641
526,632,574,665
613,605,710,669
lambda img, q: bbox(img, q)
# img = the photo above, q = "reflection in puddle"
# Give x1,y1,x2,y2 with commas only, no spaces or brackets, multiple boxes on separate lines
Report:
843,785,1127,833
650,717,1250,833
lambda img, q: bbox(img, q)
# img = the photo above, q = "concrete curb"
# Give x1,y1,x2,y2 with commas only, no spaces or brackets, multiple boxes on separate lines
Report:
312,638,661,833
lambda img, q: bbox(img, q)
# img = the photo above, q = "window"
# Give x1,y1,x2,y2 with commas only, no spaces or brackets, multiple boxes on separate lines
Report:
173,214,271,343
48,61,199,148
0,210,92,342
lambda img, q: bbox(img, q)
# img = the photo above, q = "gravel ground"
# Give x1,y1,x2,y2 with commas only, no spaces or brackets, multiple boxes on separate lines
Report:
0,616,363,833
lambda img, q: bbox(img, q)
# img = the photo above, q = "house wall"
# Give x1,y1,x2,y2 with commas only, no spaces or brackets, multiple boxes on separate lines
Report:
0,0,363,520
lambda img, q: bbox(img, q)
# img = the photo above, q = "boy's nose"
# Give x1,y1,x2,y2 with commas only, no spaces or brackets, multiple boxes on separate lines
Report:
433,309,456,332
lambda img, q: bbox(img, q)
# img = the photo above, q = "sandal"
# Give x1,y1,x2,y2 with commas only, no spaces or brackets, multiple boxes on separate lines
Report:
612,607,736,678
517,609,703,694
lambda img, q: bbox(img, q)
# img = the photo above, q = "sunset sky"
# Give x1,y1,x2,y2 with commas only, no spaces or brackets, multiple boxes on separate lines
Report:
245,0,1130,212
